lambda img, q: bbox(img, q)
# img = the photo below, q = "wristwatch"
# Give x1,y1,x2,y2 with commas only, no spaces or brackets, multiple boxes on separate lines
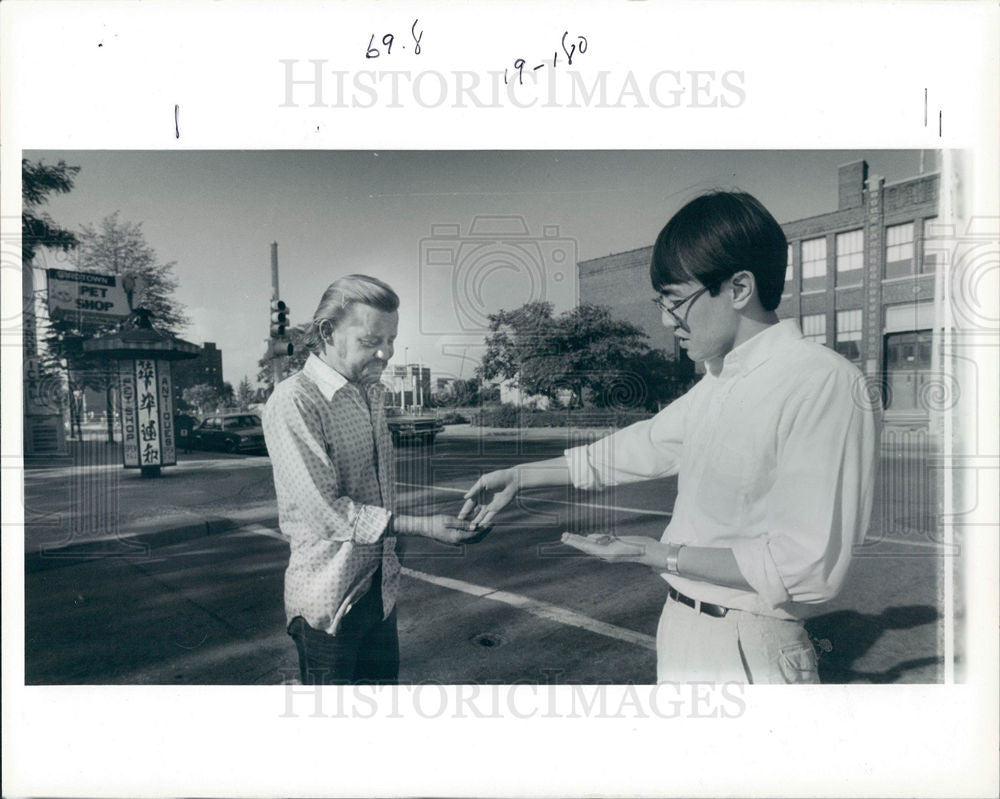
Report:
665,543,683,575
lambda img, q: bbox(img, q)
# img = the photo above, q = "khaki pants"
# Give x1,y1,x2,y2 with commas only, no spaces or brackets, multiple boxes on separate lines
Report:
655,595,819,685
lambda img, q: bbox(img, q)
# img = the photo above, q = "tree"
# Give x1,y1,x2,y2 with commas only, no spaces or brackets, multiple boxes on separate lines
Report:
22,159,80,266
480,301,560,400
72,212,188,332
546,304,650,408
589,347,694,412
236,376,254,410
40,212,190,442
182,383,222,416
480,301,691,411
22,159,81,434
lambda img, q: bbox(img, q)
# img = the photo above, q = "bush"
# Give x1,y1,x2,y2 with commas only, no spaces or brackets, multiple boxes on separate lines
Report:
470,403,651,429
471,403,523,428
437,411,469,425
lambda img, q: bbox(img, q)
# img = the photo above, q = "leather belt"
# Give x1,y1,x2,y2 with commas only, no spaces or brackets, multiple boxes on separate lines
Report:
667,586,729,618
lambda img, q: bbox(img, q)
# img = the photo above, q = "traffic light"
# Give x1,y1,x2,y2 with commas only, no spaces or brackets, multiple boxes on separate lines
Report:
269,299,289,338
267,338,294,358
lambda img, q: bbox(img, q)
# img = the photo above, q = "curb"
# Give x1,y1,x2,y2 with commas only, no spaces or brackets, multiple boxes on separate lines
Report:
25,513,281,573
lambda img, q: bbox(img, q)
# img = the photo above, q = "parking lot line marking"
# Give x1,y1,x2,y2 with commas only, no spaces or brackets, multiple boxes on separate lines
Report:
395,481,673,518
858,535,955,551
235,522,656,650
400,566,657,650
238,523,287,542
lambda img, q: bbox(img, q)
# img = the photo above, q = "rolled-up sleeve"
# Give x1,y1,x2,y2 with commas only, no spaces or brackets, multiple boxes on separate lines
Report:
263,389,391,545
564,383,697,490
730,367,877,608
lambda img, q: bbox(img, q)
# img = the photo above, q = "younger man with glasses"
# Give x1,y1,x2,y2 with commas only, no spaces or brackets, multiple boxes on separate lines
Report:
459,191,878,684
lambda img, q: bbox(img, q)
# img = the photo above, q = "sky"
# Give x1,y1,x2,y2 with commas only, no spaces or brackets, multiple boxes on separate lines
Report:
29,149,931,386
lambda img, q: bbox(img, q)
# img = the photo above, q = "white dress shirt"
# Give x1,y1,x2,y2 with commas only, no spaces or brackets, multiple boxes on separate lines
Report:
263,354,399,635
565,320,878,619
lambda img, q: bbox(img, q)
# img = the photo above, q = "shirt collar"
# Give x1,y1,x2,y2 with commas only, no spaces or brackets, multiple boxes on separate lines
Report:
714,319,803,379
303,353,351,400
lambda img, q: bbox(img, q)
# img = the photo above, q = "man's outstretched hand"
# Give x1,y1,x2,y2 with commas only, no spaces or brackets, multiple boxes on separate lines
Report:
561,532,658,565
458,468,519,530
394,513,490,545
426,514,488,545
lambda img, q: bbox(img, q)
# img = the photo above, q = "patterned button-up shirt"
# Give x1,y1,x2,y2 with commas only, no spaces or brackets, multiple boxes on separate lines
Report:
263,353,398,635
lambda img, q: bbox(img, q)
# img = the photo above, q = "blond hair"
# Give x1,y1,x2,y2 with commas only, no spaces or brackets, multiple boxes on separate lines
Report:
302,274,399,353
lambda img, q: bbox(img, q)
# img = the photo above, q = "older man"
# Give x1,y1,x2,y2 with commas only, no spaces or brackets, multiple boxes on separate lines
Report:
264,274,477,685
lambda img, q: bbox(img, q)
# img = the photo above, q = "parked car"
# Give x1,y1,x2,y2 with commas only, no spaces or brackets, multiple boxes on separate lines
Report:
385,408,444,446
174,412,199,452
191,412,267,454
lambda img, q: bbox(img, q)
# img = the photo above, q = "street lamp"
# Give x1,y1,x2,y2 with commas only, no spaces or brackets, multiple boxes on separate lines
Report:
403,347,409,410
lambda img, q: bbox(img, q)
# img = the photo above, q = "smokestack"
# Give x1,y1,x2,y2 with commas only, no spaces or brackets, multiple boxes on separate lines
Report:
270,242,279,298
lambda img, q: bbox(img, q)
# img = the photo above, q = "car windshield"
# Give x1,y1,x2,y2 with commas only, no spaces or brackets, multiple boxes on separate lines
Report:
230,415,261,428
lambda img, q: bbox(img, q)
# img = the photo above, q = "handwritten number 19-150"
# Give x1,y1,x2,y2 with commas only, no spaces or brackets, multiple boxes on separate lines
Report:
367,19,423,58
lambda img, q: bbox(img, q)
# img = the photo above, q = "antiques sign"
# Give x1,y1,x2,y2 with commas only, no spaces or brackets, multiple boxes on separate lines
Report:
119,359,176,468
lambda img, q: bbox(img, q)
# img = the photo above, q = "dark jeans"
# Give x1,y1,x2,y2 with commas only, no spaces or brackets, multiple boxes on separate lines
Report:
288,572,399,685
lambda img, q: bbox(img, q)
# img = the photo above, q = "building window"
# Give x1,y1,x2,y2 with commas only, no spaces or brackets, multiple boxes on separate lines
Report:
801,237,827,292
884,330,934,412
835,229,864,287
921,217,939,274
835,309,863,362
784,243,795,294
884,222,914,278
802,313,826,344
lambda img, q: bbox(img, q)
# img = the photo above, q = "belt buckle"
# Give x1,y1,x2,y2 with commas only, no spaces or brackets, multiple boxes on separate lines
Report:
694,599,702,614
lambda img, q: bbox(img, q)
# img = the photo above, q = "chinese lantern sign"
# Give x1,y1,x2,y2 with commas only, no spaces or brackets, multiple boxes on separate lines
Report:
119,359,176,468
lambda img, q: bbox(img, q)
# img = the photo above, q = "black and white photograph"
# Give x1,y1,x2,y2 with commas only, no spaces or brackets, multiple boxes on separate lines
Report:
18,148,958,688
3,2,998,798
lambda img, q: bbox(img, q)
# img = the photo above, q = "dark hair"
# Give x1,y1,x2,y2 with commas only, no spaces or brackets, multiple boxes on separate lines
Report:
302,274,400,353
649,191,787,311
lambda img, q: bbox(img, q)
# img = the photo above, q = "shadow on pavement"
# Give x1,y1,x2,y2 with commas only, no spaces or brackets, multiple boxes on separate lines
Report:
805,605,942,684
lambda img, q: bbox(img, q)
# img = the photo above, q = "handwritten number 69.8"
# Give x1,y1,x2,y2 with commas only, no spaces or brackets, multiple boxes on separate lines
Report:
366,19,422,58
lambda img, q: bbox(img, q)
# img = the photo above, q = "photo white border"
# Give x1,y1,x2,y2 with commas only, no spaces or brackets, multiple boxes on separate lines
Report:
2,2,998,797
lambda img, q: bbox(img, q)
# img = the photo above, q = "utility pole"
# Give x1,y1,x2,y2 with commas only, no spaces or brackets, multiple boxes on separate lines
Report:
271,243,281,389
266,242,294,388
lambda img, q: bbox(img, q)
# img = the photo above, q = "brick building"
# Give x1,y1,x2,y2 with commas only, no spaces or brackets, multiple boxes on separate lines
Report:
171,341,225,403
577,160,941,423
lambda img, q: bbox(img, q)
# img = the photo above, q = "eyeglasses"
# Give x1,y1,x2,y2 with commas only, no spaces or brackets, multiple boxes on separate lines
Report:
651,285,711,333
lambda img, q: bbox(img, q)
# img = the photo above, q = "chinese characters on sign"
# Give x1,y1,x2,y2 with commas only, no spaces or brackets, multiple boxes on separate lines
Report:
119,359,176,468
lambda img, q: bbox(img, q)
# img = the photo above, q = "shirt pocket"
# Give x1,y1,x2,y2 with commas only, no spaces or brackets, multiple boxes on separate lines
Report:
695,440,752,525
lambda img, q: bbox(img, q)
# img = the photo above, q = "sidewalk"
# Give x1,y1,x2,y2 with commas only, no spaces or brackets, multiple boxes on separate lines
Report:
22,442,280,566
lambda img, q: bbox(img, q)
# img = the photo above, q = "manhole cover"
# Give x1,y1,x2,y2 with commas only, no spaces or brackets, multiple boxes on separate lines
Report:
471,632,504,648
